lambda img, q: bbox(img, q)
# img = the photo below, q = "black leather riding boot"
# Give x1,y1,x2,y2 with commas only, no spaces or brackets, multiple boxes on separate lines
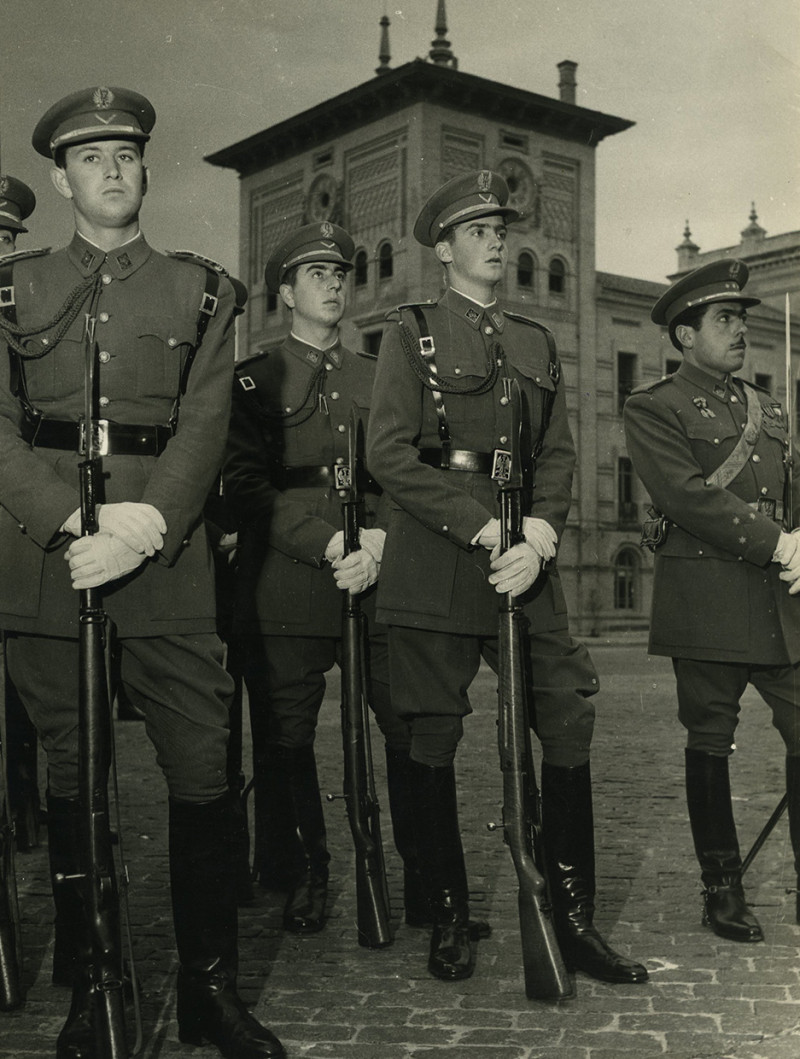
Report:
407,759,476,982
786,755,800,924
6,676,41,851
541,762,649,983
250,743,297,892
685,748,763,942
169,793,285,1059
385,746,429,926
46,794,83,988
278,746,330,934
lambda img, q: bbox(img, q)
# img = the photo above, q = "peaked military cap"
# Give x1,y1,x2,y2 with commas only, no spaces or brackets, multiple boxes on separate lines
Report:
264,222,354,293
0,175,36,233
413,170,520,247
32,86,156,158
651,258,760,326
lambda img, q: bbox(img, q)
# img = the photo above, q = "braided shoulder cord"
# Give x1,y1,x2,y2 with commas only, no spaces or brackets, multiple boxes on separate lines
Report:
397,319,500,396
0,274,101,360
256,359,327,427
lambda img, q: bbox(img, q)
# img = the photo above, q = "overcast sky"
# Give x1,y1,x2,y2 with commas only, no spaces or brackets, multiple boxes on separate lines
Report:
1,0,797,283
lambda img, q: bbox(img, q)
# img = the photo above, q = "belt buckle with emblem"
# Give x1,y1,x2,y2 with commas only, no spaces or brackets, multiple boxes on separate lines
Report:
334,463,352,491
491,448,512,483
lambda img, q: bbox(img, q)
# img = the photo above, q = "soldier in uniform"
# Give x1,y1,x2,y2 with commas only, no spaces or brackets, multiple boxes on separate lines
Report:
624,260,800,944
0,88,284,1058
0,175,44,852
366,170,649,985
224,224,416,937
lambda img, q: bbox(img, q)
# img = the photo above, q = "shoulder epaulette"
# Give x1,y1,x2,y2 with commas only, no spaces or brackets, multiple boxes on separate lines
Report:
629,374,675,396
167,249,229,276
386,300,437,322
738,375,770,395
502,310,553,338
234,350,269,373
0,247,51,266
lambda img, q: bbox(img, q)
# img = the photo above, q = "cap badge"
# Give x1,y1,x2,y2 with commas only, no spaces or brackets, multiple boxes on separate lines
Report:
321,221,334,238
477,170,492,193
728,261,741,279
692,396,715,419
92,87,115,109
0,177,7,196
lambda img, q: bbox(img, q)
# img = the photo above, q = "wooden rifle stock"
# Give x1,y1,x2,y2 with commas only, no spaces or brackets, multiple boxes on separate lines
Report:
495,380,573,1001
74,309,129,1055
339,408,393,949
0,682,24,1011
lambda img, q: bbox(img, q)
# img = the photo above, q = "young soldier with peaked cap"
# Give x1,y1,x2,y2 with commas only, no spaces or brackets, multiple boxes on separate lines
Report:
624,260,800,943
224,223,426,937
366,170,648,985
0,87,284,1058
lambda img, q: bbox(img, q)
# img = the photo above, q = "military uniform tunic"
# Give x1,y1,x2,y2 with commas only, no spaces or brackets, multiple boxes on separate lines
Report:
367,288,597,767
624,360,800,665
0,232,236,638
0,231,237,800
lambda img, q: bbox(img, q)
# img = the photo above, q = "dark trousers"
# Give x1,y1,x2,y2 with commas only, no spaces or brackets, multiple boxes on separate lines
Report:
239,626,410,751
388,626,598,767
6,631,233,801
673,657,800,756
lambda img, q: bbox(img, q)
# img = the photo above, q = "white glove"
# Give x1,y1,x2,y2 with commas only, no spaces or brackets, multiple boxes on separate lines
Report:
65,532,146,589
488,539,542,597
522,517,558,562
97,502,166,555
358,527,386,565
331,548,379,593
475,518,500,550
324,530,345,564
773,531,800,594
61,507,83,537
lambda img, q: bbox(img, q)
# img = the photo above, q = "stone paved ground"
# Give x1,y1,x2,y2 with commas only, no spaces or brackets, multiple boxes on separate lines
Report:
3,641,800,1058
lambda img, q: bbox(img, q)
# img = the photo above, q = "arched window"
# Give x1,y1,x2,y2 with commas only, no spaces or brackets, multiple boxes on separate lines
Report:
517,251,534,289
548,258,566,295
613,548,638,611
378,242,393,281
354,249,368,288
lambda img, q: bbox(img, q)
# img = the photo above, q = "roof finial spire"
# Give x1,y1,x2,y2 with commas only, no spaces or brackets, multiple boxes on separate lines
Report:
741,200,766,241
429,0,457,68
376,13,391,76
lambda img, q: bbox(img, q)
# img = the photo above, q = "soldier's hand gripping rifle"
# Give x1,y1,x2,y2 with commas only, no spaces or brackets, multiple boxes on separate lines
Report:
0,665,24,1011
494,379,573,1000
337,406,393,949
72,306,130,1055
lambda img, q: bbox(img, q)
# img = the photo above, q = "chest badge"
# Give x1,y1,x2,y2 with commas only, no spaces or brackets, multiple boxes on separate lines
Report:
692,396,716,418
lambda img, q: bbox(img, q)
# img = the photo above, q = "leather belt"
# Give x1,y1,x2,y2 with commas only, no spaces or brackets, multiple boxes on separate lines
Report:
419,448,494,473
281,464,380,493
22,417,173,457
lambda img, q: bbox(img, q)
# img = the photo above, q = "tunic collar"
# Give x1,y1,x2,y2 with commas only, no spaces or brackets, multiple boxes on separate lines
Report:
67,230,152,280
677,359,739,402
286,331,342,369
441,287,505,333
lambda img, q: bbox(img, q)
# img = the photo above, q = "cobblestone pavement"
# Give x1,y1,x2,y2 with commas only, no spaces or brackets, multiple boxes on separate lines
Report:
3,641,799,1058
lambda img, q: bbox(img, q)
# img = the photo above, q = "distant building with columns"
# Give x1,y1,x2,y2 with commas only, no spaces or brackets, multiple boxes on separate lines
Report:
208,2,799,636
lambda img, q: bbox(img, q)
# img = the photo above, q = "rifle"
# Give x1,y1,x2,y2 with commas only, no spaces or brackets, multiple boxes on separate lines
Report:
0,647,24,1011
494,379,573,1001
337,406,393,949
71,305,129,1054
